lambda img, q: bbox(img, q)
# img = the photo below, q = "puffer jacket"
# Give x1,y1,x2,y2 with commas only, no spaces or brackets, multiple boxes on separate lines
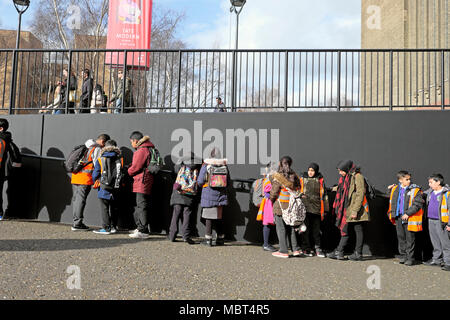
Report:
270,172,301,216
197,158,230,208
127,136,155,195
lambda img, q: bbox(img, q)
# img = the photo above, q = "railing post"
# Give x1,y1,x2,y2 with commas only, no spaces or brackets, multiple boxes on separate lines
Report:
65,50,73,114
122,50,128,114
231,50,237,112
9,49,18,115
337,51,341,111
284,51,289,111
389,50,393,111
176,50,182,113
442,50,445,110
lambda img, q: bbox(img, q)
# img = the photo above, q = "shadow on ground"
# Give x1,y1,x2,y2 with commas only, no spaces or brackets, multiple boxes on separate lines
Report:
0,237,167,252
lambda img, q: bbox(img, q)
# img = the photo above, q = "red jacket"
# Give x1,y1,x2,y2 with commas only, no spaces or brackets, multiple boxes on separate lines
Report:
128,136,155,195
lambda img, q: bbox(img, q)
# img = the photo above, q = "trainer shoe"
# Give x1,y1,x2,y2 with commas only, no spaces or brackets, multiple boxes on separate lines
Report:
110,227,117,234
263,245,277,252
272,251,289,259
184,238,195,245
304,250,315,257
129,231,150,239
423,259,442,267
404,259,416,266
71,224,90,231
399,256,407,264
441,265,450,271
201,239,213,247
93,229,111,235
293,251,302,257
129,229,139,234
316,248,326,258
348,252,363,261
327,250,346,260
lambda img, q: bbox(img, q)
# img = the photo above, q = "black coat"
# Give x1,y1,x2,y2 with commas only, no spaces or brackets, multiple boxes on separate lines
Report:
388,184,424,217
80,77,93,109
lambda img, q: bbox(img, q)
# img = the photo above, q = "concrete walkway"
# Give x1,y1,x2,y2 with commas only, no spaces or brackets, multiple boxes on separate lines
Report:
0,221,448,300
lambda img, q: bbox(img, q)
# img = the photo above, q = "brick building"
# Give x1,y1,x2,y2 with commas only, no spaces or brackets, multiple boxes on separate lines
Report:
361,0,450,109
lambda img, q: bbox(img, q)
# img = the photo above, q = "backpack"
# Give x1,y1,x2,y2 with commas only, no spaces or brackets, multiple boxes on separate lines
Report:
5,141,22,176
251,178,265,207
279,188,307,228
207,165,228,188
64,144,90,173
147,147,164,174
175,165,198,195
364,176,377,200
99,156,124,191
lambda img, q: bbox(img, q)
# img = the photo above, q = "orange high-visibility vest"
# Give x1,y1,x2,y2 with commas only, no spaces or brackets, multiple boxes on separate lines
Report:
300,177,327,220
441,192,449,224
71,146,97,186
387,185,424,232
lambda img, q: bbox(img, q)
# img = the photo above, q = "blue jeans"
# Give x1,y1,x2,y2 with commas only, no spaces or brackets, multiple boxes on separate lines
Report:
113,99,122,114
53,109,65,115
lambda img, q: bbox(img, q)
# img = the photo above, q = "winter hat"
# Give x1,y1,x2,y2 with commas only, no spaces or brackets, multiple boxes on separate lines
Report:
337,160,354,173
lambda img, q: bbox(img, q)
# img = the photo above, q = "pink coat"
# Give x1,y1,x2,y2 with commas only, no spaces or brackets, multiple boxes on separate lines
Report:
257,180,274,226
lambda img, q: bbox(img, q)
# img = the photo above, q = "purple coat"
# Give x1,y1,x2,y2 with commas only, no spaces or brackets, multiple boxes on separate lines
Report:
197,159,230,208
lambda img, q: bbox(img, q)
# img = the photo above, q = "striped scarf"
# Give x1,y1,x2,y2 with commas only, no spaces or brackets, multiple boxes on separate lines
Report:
333,164,356,236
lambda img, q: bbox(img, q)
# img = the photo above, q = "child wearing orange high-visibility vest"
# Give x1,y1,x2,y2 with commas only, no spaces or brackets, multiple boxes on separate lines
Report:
423,174,450,272
387,171,425,266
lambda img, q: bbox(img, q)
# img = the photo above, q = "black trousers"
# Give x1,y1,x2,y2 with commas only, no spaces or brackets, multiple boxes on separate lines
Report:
99,198,119,231
205,219,224,238
133,193,151,233
169,205,192,240
300,212,322,250
0,178,4,215
337,222,364,254
395,218,416,261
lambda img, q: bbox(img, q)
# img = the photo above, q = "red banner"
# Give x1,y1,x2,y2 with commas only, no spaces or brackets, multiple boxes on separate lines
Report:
105,0,152,69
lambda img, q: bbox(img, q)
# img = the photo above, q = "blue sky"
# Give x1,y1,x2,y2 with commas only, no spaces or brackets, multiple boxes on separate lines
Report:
0,0,362,49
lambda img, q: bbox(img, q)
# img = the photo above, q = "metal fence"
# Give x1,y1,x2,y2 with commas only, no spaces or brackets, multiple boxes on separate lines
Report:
1,49,450,114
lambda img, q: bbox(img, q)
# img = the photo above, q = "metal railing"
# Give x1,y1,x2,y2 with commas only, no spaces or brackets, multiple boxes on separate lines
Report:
1,49,450,114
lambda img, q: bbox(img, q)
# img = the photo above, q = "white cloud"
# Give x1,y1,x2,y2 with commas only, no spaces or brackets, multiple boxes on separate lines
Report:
185,0,361,49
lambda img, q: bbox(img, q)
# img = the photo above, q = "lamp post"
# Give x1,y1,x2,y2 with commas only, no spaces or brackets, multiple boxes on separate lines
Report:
10,0,30,114
13,0,30,49
230,0,246,112
230,0,246,50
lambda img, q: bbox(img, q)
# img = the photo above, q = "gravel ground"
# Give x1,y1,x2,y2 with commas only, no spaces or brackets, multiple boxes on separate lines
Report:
0,220,448,300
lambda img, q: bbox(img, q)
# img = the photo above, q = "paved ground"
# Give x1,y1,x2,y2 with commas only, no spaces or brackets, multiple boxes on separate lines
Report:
0,220,448,300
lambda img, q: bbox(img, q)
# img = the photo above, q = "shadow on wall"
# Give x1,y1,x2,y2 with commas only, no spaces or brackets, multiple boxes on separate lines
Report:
37,148,73,222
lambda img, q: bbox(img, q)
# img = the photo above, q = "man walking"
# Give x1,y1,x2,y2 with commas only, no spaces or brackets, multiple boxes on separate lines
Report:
79,69,93,114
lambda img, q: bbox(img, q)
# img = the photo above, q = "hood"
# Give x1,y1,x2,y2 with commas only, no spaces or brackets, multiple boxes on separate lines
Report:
85,139,96,148
100,146,121,156
272,172,295,190
204,158,227,166
0,131,12,144
136,136,155,148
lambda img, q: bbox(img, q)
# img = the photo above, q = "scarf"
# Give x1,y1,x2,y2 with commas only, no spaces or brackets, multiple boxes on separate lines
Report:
333,163,356,236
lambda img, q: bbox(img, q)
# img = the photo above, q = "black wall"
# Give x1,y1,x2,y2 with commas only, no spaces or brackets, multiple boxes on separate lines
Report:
4,111,449,258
